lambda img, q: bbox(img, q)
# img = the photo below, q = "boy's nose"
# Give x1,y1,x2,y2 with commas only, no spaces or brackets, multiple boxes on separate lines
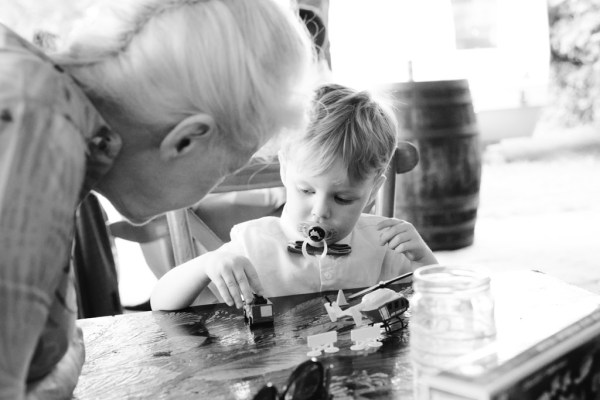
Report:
311,198,330,220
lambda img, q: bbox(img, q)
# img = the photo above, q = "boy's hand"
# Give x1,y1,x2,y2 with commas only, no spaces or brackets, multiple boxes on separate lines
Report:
377,218,437,265
203,252,264,308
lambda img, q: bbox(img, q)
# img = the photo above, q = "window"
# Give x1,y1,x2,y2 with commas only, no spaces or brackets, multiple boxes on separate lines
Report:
451,0,498,49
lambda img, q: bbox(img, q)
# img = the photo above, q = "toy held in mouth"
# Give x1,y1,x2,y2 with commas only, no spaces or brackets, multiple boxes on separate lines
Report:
301,224,327,258
287,223,351,258
306,225,326,244
298,222,336,244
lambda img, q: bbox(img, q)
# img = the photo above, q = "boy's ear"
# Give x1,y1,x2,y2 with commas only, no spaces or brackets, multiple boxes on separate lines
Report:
160,114,215,160
368,174,387,205
278,150,287,184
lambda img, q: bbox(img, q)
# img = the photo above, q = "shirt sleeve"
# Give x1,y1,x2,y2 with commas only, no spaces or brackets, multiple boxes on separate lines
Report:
0,97,85,397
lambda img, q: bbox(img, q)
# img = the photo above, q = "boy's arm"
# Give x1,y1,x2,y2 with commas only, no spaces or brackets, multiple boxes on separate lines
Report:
150,253,214,311
376,218,438,267
150,248,264,311
412,252,439,268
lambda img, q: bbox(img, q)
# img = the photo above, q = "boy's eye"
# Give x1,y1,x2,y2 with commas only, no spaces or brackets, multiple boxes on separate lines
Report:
335,197,354,205
299,188,314,195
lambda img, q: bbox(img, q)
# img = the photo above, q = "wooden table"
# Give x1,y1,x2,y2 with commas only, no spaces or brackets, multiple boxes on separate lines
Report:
74,283,414,399
73,270,600,399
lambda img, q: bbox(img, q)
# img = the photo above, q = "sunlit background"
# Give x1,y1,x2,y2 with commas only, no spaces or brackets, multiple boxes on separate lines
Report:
0,0,551,111
0,0,550,144
328,0,549,111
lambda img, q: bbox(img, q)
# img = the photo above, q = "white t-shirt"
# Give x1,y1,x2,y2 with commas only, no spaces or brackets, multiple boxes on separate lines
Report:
206,213,413,298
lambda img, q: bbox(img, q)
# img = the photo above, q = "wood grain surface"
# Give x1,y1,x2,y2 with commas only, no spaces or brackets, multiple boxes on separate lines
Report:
74,285,413,399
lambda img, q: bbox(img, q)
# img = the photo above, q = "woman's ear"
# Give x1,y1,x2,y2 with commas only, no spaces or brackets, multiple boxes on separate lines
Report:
160,114,215,160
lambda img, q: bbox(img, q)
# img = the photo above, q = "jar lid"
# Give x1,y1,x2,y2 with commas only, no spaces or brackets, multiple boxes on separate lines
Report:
413,265,490,293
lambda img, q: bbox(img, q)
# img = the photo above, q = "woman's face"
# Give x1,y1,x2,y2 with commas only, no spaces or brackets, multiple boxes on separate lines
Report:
96,137,250,225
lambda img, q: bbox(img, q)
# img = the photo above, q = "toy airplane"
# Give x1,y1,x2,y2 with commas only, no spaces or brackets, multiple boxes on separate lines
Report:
324,290,365,326
324,271,413,333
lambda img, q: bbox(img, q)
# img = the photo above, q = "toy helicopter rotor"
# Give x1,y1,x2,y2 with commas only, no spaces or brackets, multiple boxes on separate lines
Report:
347,271,413,300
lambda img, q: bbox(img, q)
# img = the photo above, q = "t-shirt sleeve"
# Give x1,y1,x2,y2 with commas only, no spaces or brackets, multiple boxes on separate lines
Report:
217,220,261,256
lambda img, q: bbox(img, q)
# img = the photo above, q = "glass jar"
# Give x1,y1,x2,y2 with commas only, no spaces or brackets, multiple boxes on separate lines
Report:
410,265,497,398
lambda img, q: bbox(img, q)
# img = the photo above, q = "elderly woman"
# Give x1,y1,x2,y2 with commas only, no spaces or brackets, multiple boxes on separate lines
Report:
0,0,315,398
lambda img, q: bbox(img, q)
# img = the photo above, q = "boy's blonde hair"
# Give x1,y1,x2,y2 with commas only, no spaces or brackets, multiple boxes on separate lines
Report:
282,83,398,183
52,0,316,162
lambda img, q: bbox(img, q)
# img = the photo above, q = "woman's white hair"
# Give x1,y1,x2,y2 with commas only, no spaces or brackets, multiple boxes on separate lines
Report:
52,0,316,160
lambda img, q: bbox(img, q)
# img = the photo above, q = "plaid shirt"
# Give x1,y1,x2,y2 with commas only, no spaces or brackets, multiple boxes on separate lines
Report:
0,23,114,397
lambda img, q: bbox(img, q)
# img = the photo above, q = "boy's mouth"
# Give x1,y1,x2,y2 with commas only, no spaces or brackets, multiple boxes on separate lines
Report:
297,222,337,245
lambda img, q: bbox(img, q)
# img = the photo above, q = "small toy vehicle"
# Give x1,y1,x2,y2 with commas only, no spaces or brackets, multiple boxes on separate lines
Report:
323,272,414,334
324,289,409,333
360,295,409,333
243,294,274,327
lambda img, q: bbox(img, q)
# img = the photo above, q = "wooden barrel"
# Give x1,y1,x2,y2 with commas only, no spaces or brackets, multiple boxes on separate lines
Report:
386,79,482,250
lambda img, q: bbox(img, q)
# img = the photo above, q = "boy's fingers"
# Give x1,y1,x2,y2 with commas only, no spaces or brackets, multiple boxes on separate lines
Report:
387,235,401,250
232,267,254,304
388,234,412,252
212,277,236,307
377,218,406,230
224,277,243,309
379,228,394,245
243,263,265,296
379,226,403,245
376,219,396,230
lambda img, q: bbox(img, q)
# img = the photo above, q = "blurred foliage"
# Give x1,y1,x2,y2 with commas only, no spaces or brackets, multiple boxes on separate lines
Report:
542,0,600,129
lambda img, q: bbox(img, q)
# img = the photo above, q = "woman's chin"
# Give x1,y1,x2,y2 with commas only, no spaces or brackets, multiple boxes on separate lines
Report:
113,203,156,226
125,214,154,226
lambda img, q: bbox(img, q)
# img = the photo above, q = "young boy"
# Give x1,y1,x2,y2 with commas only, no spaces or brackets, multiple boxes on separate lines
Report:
151,84,438,310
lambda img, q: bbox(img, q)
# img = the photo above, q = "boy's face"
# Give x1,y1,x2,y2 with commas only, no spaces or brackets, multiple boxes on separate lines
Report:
280,153,384,244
